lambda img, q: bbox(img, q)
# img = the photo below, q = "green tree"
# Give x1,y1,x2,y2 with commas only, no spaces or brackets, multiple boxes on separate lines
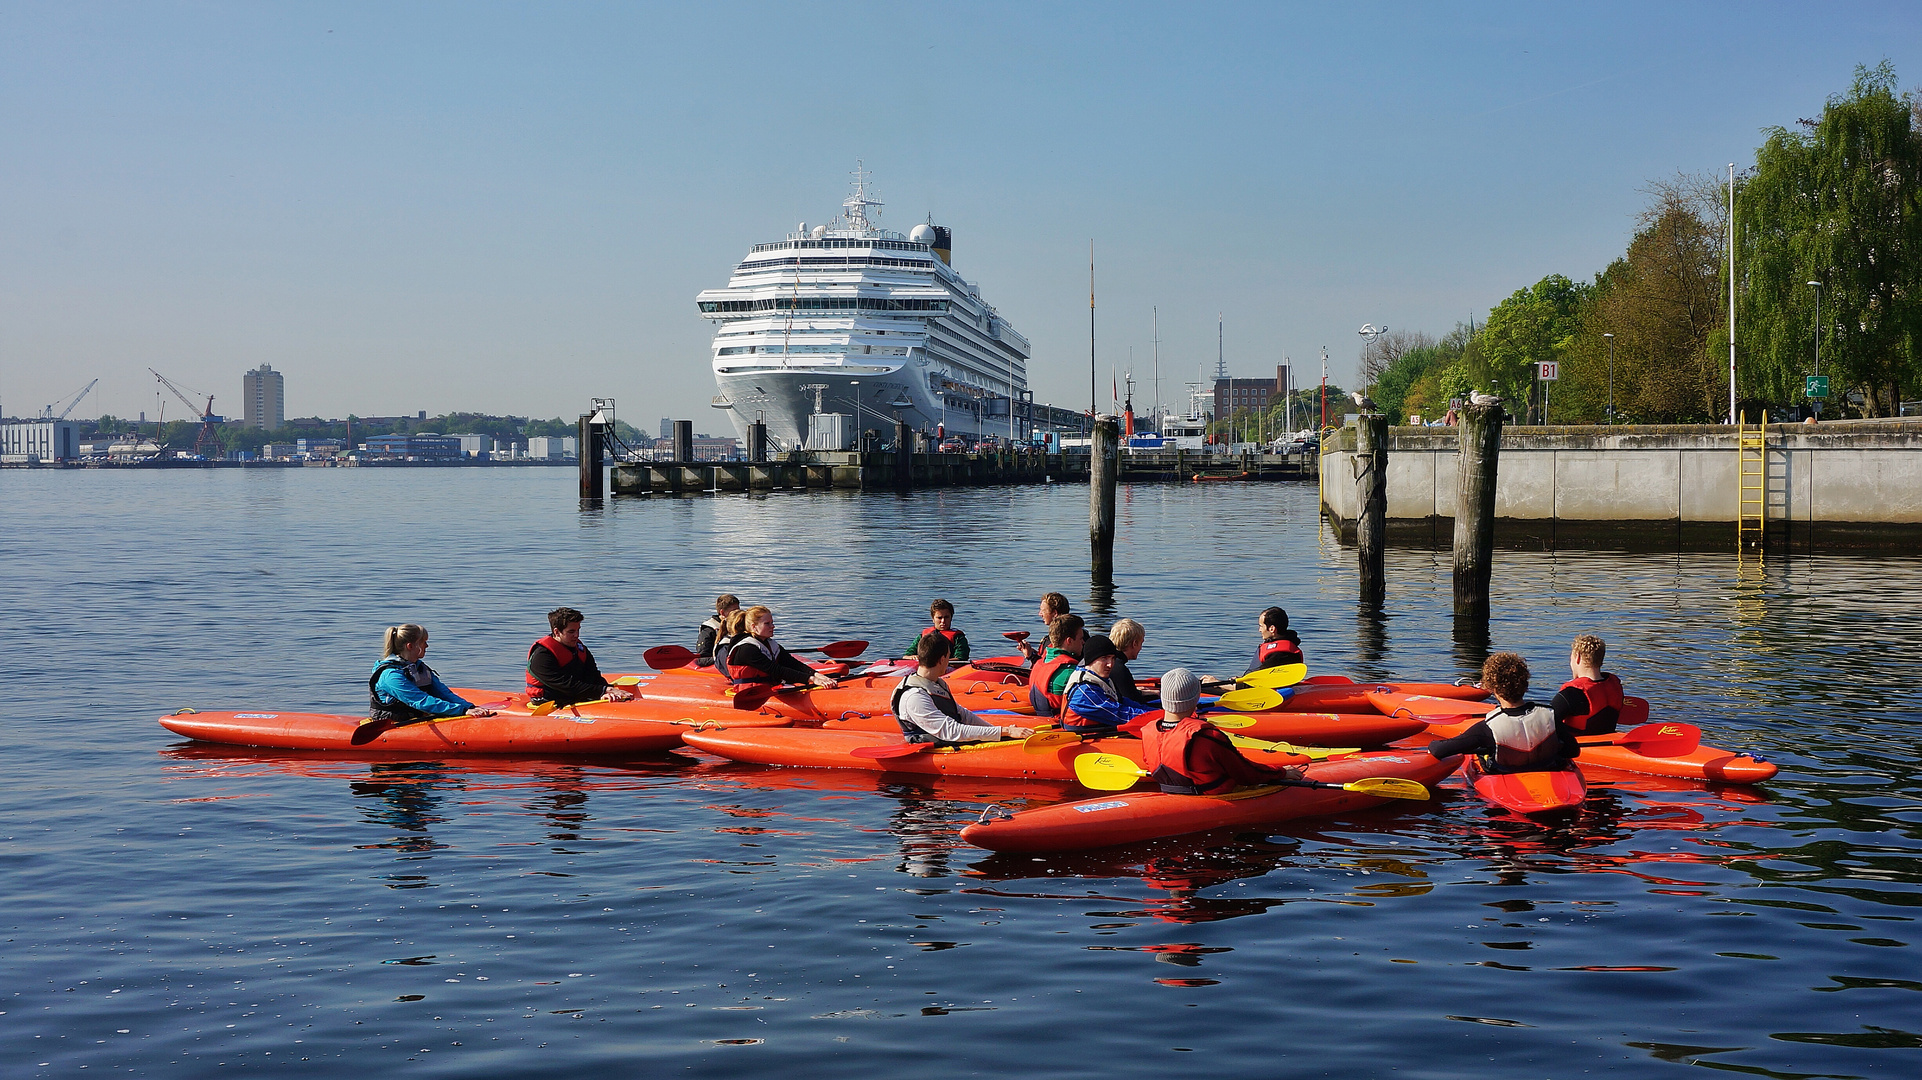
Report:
1481,274,1591,421
1736,61,1922,415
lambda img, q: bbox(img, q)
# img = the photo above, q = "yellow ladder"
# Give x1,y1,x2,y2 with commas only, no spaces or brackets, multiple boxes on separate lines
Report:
1737,411,1767,549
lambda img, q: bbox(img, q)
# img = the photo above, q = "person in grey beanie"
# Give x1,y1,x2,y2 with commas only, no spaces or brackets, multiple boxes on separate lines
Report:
1137,667,1304,794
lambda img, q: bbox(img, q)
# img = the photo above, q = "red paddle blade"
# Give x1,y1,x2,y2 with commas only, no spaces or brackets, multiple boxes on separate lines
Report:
1616,721,1701,758
1001,630,1031,642
849,743,931,759
644,645,697,671
817,640,869,659
729,684,778,710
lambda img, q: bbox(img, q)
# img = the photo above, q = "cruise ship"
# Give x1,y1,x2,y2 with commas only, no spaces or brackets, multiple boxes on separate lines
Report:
698,170,1032,451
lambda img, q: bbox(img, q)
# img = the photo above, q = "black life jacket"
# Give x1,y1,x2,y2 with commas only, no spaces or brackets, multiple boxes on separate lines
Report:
1483,704,1564,773
726,636,783,685
369,658,436,723
890,673,967,744
713,634,738,679
1559,673,1624,734
696,616,725,660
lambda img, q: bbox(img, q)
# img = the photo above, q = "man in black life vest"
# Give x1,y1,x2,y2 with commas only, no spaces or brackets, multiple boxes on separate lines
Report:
903,598,971,661
527,607,632,707
1552,634,1624,735
1138,668,1304,794
1426,652,1580,773
891,634,1034,745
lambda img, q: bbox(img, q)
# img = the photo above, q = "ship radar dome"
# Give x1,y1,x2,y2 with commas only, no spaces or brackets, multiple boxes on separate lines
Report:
811,224,828,239
909,223,937,244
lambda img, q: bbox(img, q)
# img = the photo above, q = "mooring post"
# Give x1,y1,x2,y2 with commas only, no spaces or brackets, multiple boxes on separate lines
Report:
1356,412,1388,606
578,413,605,499
673,420,693,465
1090,416,1119,570
894,420,912,489
1453,401,1504,615
747,421,767,463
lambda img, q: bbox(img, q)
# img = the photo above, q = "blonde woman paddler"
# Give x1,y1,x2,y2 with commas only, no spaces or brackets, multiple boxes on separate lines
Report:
368,624,496,724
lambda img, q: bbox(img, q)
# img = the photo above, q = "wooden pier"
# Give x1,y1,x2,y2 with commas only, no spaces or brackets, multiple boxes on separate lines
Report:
610,449,1084,494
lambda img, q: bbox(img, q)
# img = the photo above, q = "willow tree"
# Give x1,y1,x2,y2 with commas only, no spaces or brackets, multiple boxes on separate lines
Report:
1737,62,1922,415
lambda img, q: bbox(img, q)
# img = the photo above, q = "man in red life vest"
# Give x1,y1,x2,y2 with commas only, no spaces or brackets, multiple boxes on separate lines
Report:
1027,614,1085,716
1425,652,1580,773
1246,606,1304,674
1552,634,1624,735
527,607,632,707
903,598,971,661
1138,668,1304,794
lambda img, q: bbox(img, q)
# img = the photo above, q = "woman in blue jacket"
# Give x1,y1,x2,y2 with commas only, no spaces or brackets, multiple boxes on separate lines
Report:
368,624,496,723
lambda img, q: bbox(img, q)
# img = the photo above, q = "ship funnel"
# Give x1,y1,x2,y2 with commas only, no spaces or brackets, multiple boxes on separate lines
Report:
933,225,952,265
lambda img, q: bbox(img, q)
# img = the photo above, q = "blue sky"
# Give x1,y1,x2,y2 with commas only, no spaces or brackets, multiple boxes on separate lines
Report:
3,2,1918,426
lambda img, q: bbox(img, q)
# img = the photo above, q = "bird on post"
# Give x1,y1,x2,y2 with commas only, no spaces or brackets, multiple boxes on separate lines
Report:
1351,389,1378,413
1468,390,1502,408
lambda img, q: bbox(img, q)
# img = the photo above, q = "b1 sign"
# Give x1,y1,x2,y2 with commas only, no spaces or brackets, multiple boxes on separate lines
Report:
1538,362,1559,381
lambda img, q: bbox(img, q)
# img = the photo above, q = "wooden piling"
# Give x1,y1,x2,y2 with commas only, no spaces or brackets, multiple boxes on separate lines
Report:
1356,412,1388,606
1090,416,1119,568
1452,401,1504,615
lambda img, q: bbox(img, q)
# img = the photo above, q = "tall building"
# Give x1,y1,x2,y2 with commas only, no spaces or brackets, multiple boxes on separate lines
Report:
243,364,285,430
659,418,673,439
1214,365,1289,418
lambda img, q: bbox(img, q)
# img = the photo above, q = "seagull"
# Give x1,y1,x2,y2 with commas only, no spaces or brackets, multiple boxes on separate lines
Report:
1351,390,1377,411
1469,390,1502,407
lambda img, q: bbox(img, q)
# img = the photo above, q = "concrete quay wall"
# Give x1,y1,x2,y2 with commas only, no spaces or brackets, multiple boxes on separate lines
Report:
1320,420,1922,548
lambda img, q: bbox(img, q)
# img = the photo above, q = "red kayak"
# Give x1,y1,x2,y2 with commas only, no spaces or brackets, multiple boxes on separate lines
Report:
1406,699,1776,784
1463,757,1586,815
1364,690,1490,720
680,727,1308,782
958,750,1462,853
157,705,737,755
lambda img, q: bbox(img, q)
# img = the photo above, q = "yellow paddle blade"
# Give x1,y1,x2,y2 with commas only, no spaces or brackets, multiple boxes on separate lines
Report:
1023,729,1081,754
528,700,558,716
1342,777,1430,801
612,675,644,688
1072,752,1149,791
1225,734,1359,760
1204,715,1255,729
1238,663,1309,690
1214,687,1283,711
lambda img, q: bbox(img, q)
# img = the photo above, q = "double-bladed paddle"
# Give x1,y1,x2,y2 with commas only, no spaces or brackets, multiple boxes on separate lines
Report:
1601,721,1701,758
350,698,511,744
1223,734,1360,760
853,726,1062,759
791,640,869,659
1213,687,1284,712
643,645,698,671
1236,663,1309,690
1070,752,1430,800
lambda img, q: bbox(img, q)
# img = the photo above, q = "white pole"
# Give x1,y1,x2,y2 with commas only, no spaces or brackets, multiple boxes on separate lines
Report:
1728,162,1737,425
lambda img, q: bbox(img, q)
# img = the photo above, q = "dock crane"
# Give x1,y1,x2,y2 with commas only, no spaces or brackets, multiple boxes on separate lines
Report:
149,367,223,459
42,379,99,420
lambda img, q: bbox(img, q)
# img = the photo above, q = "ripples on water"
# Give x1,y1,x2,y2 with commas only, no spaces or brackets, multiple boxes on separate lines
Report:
2,468,1918,1077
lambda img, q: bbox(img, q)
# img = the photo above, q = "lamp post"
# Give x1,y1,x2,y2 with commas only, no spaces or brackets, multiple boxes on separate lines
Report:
1603,333,1615,423
1806,280,1822,418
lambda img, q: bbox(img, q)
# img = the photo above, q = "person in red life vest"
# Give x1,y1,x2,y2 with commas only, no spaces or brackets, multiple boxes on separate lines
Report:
1138,668,1303,794
1027,614,1086,716
527,607,633,707
1060,635,1156,734
1553,634,1623,735
1245,606,1304,674
1017,591,1072,662
1105,618,1158,705
891,633,1034,746
1425,652,1580,773
695,593,741,666
727,605,839,689
903,598,971,661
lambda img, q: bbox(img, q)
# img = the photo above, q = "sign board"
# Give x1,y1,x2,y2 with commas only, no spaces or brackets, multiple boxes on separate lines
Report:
1538,362,1559,381
1806,375,1830,400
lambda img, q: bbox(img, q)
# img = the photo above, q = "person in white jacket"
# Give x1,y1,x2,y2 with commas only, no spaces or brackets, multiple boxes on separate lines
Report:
890,634,1035,746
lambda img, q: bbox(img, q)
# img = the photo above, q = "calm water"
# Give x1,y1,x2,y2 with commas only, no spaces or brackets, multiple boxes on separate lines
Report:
3,467,1917,1078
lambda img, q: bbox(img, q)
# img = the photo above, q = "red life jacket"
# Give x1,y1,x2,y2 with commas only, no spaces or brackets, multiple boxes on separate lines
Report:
1028,651,1078,716
921,626,960,645
1252,636,1303,671
1558,673,1624,733
525,636,578,697
1139,714,1235,794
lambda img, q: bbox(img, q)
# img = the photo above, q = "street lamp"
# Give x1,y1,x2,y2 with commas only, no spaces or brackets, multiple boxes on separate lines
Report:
1603,333,1614,423
1806,280,1822,417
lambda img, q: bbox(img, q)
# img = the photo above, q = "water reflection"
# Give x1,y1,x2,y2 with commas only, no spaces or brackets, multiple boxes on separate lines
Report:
1451,613,1491,673
352,762,461,866
1354,602,1388,678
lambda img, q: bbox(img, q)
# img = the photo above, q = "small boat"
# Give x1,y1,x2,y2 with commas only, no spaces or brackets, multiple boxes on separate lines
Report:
1190,471,1252,482
1462,757,1586,816
1406,698,1776,784
958,750,1462,853
1364,689,1490,720
154,704,762,756
627,666,1032,721
1277,679,1489,714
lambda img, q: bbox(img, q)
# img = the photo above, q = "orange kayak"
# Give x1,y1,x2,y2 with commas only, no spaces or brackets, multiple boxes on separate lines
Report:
447,687,792,730
1464,757,1586,815
625,667,1034,721
814,706,1421,746
680,727,1308,782
959,750,1462,852
1276,679,1489,713
157,706,728,755
1403,698,1776,784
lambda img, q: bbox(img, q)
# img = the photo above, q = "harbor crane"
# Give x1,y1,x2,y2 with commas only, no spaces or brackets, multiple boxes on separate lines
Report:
42,378,99,419
149,367,223,459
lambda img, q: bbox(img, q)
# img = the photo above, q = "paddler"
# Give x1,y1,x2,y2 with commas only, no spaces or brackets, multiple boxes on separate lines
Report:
1028,614,1086,716
1246,606,1304,674
1552,634,1623,735
695,593,741,665
891,634,1034,745
369,624,496,723
1425,652,1579,772
712,608,749,679
1059,635,1156,734
1106,618,1158,706
727,605,840,689
903,598,971,662
527,607,634,707
1017,591,1072,661
1138,668,1303,793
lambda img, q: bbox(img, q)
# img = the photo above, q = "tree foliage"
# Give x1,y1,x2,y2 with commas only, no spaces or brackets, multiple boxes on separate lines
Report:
1736,61,1922,415
1480,275,1590,421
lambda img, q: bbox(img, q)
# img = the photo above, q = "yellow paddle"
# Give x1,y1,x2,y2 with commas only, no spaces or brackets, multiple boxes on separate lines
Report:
1224,734,1359,760
1236,663,1309,690
1071,752,1430,799
1213,687,1283,711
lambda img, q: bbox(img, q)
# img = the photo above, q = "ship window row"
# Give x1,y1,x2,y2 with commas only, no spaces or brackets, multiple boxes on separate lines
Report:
718,344,911,356
700,297,950,313
750,239,928,253
737,255,932,272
